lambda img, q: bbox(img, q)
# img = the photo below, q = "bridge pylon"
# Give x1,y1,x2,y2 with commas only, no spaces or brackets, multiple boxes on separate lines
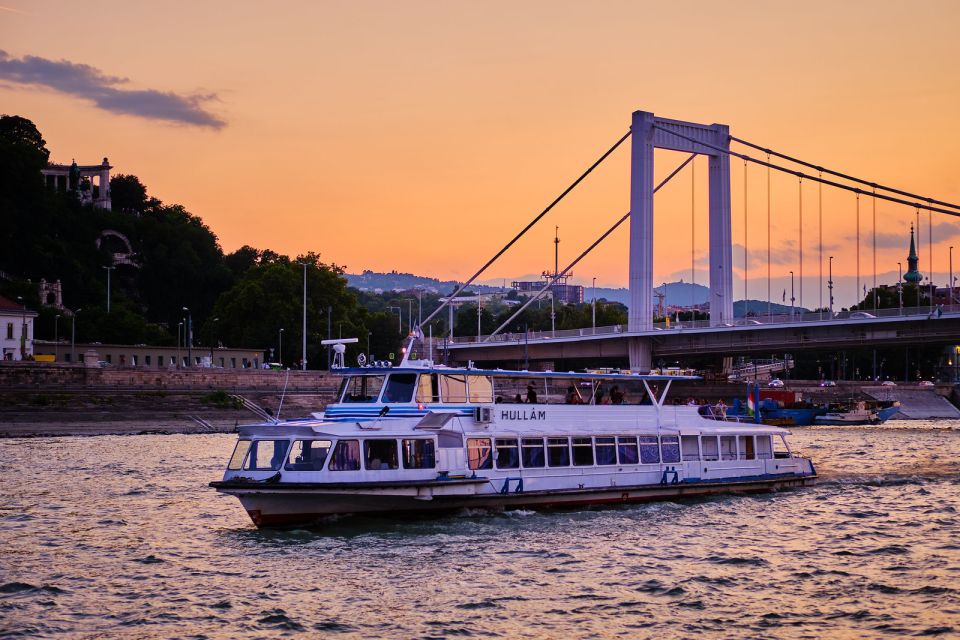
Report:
629,111,733,370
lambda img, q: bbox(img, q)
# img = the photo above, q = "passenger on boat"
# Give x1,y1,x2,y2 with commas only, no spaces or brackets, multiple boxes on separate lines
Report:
715,399,727,418
513,393,523,404
609,386,624,405
595,388,609,405
566,386,583,404
526,384,538,404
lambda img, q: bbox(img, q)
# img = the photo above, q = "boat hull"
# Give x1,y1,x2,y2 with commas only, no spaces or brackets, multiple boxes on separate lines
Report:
212,474,817,527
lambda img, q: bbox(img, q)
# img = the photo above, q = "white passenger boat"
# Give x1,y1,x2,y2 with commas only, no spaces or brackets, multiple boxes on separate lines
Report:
814,401,882,426
211,343,817,527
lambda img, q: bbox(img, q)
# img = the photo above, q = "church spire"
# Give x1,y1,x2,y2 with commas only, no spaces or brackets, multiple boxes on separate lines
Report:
904,224,923,283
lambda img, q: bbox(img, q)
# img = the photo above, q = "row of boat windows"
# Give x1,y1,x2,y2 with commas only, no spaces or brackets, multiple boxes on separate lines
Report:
228,434,781,473
339,373,652,405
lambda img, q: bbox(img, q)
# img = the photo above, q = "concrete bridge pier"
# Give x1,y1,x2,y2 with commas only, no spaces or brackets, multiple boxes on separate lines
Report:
628,337,652,373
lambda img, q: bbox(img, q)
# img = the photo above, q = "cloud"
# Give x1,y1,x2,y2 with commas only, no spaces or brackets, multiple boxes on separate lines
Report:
0,50,225,129
848,220,960,250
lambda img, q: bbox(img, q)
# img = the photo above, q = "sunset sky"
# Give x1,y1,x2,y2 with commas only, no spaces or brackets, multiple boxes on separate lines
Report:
2,1,958,307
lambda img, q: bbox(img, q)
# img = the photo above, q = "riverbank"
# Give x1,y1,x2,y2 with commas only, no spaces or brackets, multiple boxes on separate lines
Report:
0,389,333,438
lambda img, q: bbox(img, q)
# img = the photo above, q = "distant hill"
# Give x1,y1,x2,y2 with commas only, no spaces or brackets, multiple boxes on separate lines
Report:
345,271,806,316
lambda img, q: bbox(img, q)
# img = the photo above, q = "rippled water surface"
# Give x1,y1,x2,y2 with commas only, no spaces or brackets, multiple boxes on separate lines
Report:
2,422,960,638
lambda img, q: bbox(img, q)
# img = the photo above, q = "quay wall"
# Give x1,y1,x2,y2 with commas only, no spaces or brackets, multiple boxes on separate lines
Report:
0,362,339,392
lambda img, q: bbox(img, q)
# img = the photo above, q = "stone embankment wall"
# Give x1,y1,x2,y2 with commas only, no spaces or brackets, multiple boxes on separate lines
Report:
0,362,339,392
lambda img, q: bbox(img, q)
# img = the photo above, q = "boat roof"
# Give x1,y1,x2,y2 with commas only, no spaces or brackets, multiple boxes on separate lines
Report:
336,365,700,381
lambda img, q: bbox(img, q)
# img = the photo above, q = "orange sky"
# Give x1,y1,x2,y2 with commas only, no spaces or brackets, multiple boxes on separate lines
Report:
2,1,959,306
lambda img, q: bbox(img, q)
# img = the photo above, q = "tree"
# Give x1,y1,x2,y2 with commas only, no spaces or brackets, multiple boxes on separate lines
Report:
0,115,49,160
109,174,152,213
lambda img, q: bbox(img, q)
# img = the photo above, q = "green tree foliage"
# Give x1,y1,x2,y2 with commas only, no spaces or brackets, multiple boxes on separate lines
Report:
209,253,362,368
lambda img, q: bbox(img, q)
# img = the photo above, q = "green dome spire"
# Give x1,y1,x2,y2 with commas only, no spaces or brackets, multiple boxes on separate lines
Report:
904,224,923,283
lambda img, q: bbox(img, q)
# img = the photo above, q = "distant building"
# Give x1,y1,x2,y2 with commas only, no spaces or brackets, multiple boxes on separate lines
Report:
41,158,112,209
512,273,584,304
32,341,265,369
0,295,37,361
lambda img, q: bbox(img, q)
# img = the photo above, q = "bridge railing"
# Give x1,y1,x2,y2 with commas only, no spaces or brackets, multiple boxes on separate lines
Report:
447,303,960,345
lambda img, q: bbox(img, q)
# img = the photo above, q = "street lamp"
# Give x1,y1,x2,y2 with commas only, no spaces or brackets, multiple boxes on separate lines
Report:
54,314,60,362
208,317,220,361
297,262,308,371
388,306,402,333
789,271,795,321
828,257,834,318
102,265,115,313
278,328,284,367
182,307,192,367
950,246,955,308
71,308,82,364
16,296,28,360
592,277,597,331
177,321,183,368
897,262,903,314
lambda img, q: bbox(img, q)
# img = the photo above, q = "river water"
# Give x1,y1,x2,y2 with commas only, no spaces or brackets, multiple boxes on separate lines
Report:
2,422,959,639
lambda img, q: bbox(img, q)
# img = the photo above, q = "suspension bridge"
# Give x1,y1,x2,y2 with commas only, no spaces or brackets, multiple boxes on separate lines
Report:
416,110,960,373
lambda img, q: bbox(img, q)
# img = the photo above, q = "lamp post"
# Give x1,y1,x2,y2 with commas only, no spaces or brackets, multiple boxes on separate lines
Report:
299,262,308,371
102,266,115,313
592,277,597,331
54,314,60,362
71,308,82,364
208,317,219,361
16,296,25,360
828,257,834,318
182,307,192,367
897,262,903,314
278,328,284,367
416,287,422,329
789,271,795,321
406,299,414,334
950,246,954,308
177,321,183,368
388,306,402,333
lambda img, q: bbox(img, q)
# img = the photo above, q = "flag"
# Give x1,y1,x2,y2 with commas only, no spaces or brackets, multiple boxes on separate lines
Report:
746,392,756,417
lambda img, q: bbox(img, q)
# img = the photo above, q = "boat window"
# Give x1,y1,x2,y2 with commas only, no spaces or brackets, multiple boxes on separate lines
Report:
416,373,440,403
756,435,773,459
383,373,417,403
341,375,385,403
468,376,494,403
495,438,520,469
547,437,570,467
441,375,468,403
738,436,755,460
227,440,251,470
328,440,361,471
572,437,594,466
402,439,436,469
719,435,737,461
618,436,639,464
595,437,617,465
245,439,289,471
701,436,719,461
660,436,681,463
285,439,332,471
364,439,399,470
681,435,700,461
467,438,492,470
521,438,545,468
774,435,792,458
639,436,660,464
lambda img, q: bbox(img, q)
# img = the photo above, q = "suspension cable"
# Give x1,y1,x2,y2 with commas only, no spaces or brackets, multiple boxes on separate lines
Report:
743,159,748,303
767,153,771,318
651,125,960,217
856,192,861,304
798,176,803,310
421,129,632,329
730,135,960,212
818,170,823,315
872,187,878,310
484,154,697,341
691,156,696,307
